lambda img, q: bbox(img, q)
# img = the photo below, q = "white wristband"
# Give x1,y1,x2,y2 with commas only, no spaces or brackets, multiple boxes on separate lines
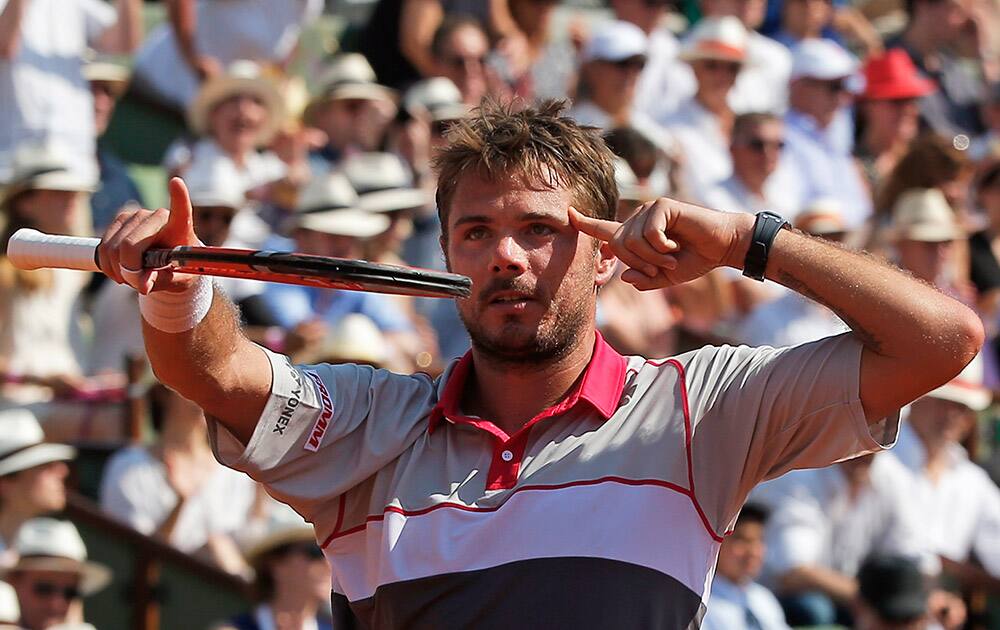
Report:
138,276,214,333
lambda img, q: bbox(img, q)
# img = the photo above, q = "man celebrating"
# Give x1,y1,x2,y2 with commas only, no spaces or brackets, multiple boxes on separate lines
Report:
96,100,982,628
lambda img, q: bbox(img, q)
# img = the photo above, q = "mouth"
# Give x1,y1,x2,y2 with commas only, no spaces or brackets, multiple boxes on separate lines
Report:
485,290,537,309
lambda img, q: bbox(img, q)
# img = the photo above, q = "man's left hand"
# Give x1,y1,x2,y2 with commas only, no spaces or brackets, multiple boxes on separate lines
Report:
569,198,752,291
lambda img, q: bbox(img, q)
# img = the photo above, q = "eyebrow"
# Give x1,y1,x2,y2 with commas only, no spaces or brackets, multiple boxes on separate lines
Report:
452,211,564,228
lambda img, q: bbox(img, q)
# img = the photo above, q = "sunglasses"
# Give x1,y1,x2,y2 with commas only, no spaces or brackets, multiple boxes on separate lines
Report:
194,207,236,226
32,582,81,600
701,60,742,75
744,138,786,152
607,56,647,72
808,78,848,94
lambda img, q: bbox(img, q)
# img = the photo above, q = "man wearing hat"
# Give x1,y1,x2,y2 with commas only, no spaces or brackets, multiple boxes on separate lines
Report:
569,20,672,156
429,17,495,108
306,54,397,173
883,357,1000,595
783,39,871,229
3,519,110,630
890,189,967,299
855,50,937,194
0,411,75,570
83,57,144,232
662,16,749,203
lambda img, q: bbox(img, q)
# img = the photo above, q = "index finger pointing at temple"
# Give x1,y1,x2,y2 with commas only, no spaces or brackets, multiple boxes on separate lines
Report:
568,207,621,242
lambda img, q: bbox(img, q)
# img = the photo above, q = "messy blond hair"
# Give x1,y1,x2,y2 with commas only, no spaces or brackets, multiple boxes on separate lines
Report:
433,99,618,241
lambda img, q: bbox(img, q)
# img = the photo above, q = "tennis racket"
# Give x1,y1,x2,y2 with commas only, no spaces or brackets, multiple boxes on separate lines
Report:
7,228,471,299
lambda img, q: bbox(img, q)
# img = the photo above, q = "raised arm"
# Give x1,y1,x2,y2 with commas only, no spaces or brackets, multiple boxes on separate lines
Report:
93,0,143,54
164,0,220,80
98,179,271,444
0,0,26,60
570,199,984,423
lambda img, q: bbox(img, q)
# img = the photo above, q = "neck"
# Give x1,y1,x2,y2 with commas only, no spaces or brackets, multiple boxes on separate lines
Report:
862,126,900,155
0,506,31,545
903,20,938,56
466,329,597,436
696,90,732,121
737,171,767,196
268,586,318,626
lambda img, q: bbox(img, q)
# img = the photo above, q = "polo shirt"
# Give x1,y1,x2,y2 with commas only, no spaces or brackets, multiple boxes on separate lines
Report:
701,575,789,630
209,332,898,629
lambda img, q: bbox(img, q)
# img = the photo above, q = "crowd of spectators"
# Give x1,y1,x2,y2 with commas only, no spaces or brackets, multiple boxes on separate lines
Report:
1,0,1000,627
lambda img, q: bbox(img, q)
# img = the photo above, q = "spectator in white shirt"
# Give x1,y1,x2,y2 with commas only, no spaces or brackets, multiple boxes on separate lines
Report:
0,0,142,183
569,20,673,156
703,504,790,630
783,39,872,229
698,0,792,113
886,357,1000,596
611,0,696,122
130,0,322,112
662,17,747,203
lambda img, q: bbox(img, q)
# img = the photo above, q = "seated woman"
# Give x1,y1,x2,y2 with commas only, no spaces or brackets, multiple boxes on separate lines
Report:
99,385,255,575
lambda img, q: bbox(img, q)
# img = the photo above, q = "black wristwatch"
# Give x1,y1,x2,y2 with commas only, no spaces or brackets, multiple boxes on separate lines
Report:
742,211,789,282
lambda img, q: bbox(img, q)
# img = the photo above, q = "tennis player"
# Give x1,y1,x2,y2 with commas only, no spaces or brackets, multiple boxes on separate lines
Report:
98,100,982,629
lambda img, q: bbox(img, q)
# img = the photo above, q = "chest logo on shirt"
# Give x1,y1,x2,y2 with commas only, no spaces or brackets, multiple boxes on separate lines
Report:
273,362,304,436
303,370,334,452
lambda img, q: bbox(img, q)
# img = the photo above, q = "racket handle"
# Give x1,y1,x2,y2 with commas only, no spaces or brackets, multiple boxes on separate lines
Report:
7,228,101,272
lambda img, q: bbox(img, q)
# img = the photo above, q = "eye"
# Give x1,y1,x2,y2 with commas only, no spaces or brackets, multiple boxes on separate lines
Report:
465,226,490,241
528,223,554,236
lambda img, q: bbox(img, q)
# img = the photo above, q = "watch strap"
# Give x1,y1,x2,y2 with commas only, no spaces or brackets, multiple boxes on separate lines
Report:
742,211,789,281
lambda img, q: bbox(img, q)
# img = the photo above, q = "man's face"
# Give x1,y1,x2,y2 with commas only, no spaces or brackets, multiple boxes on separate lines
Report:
584,57,646,113
896,238,955,284
716,520,766,585
731,119,784,182
791,77,852,129
691,59,742,100
0,462,69,516
435,26,490,106
209,93,268,154
192,205,236,247
14,190,82,236
784,0,833,34
611,0,669,32
863,98,921,146
917,0,970,40
90,81,119,137
10,570,80,630
315,98,391,151
442,173,615,364
908,396,975,449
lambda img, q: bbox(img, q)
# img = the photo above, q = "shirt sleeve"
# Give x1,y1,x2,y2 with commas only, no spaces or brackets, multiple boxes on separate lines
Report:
98,449,158,535
679,333,900,532
78,0,117,44
207,346,435,527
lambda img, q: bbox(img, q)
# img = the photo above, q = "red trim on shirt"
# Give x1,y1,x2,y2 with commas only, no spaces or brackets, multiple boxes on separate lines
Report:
321,475,722,547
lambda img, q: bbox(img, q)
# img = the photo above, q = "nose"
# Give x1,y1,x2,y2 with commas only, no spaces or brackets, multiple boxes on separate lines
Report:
490,235,527,275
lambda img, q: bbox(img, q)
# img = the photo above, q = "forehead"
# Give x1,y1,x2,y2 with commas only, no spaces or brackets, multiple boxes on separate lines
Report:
448,172,573,224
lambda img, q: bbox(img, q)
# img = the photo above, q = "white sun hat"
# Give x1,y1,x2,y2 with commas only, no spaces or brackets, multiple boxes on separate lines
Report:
291,173,389,238
0,581,19,626
679,16,748,64
308,54,397,114
3,519,112,596
403,77,469,122
187,60,286,145
1,143,97,210
0,408,75,478
927,353,992,411
299,314,390,367
791,39,859,82
341,153,431,213
891,188,964,243
183,157,247,210
581,20,648,63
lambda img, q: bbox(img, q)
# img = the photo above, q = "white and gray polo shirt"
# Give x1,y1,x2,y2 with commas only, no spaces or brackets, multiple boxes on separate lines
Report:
209,332,899,629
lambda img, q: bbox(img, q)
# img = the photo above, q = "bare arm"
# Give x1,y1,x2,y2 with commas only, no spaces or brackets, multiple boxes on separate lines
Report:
570,199,985,423
0,0,26,60
399,0,444,78
164,0,220,80
98,179,271,445
93,0,143,53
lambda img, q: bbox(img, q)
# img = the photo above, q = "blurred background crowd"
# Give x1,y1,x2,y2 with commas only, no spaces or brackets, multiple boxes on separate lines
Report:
1,0,1000,628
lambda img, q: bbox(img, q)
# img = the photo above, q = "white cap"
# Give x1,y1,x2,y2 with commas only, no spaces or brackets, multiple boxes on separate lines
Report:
891,188,964,243
927,353,991,411
791,39,859,81
403,78,469,122
188,60,285,145
4,519,112,596
312,54,397,105
0,581,18,625
581,21,648,63
341,153,431,213
679,16,748,63
0,408,75,478
184,157,246,209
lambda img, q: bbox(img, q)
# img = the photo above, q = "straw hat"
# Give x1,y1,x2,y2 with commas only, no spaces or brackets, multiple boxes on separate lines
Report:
299,314,390,367
891,188,963,242
242,503,317,565
291,173,389,238
305,54,397,124
1,143,97,210
0,408,75,478
82,55,130,97
2,519,112,596
926,353,991,411
187,60,286,145
341,153,431,213
680,17,747,64
402,78,469,123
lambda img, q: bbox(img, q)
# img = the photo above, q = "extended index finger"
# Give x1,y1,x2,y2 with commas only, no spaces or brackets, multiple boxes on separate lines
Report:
568,207,621,242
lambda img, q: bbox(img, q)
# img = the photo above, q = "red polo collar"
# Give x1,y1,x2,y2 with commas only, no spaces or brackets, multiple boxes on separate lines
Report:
428,331,628,435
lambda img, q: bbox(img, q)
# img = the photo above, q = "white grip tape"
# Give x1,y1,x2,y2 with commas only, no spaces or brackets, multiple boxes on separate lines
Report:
7,228,101,272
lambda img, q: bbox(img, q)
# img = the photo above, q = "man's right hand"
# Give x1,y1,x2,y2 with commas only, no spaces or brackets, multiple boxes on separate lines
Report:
98,178,201,295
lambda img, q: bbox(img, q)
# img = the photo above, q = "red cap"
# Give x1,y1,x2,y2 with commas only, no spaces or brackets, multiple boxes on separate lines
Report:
862,50,936,100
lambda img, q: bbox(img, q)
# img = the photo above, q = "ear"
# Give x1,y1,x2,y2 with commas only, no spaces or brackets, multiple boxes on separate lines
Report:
594,240,618,289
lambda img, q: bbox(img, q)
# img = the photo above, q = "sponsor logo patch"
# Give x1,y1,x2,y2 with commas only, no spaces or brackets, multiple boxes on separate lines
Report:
272,360,304,436
304,371,334,452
